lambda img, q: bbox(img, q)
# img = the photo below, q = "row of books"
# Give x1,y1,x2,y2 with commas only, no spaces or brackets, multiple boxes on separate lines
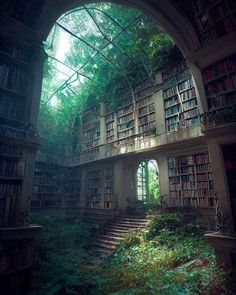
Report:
83,123,99,133
169,153,209,167
0,39,31,63
164,95,179,108
139,104,155,116
106,113,114,123
134,86,154,100
118,120,134,131
117,104,134,117
163,86,177,99
178,78,193,92
0,63,28,94
139,113,155,124
182,98,197,110
165,104,180,117
205,75,236,96
184,117,200,126
207,92,236,110
203,54,236,82
180,87,196,102
118,128,135,139
196,163,211,173
0,194,18,226
83,121,100,132
179,108,199,120
84,132,100,142
106,122,114,131
0,144,22,157
0,95,24,121
0,183,21,196
0,160,24,178
34,177,57,186
134,78,153,93
136,96,152,108
117,113,134,125
163,69,191,89
139,122,156,133
106,130,114,138
165,99,197,117
162,61,187,80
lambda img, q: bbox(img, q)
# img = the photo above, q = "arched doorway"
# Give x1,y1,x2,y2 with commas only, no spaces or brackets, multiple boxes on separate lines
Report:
136,159,159,203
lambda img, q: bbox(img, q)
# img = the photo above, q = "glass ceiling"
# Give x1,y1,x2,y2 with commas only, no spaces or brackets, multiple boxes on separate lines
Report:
42,2,173,107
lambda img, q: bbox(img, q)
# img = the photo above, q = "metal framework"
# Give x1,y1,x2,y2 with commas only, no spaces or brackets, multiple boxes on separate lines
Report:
45,5,154,101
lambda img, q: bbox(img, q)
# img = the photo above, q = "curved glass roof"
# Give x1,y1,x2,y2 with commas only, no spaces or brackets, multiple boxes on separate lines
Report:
42,2,173,108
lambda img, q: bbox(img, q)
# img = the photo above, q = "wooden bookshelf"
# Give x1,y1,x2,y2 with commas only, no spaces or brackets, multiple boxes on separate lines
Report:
137,97,156,134
86,170,102,208
63,167,80,208
162,62,200,132
0,37,35,143
82,105,100,150
104,168,113,209
168,152,216,208
184,0,236,44
0,143,25,227
31,162,63,209
201,53,236,128
105,112,115,143
117,100,135,140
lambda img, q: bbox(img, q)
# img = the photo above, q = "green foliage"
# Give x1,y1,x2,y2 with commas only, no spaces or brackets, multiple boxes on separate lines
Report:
32,212,234,295
31,212,96,295
39,2,174,149
146,212,184,239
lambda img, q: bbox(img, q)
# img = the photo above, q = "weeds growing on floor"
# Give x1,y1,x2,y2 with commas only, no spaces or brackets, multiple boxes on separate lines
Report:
31,211,235,295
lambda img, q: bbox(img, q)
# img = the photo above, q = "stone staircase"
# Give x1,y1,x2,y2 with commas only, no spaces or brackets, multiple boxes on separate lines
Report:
94,215,149,258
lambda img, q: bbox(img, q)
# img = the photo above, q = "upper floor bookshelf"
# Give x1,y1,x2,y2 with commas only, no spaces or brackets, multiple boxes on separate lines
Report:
82,105,100,150
162,62,199,133
201,53,236,127
105,112,115,143
179,0,236,44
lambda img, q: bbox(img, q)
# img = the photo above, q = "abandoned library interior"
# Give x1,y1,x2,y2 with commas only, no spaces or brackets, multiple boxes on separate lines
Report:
0,0,236,294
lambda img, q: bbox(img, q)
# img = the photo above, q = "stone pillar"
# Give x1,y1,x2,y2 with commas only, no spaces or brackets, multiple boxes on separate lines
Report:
80,168,88,209
100,102,106,145
27,47,47,126
207,138,234,232
158,156,169,198
188,62,208,113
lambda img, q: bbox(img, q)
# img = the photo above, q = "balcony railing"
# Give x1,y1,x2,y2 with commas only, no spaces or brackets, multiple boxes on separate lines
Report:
64,124,202,166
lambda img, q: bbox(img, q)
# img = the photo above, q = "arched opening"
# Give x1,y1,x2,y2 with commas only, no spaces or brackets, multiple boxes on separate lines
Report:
136,159,159,203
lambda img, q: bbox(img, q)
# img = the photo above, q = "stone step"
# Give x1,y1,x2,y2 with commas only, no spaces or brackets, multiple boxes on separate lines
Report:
96,238,120,247
94,241,117,250
114,222,147,228
98,234,124,241
118,217,148,223
104,225,135,232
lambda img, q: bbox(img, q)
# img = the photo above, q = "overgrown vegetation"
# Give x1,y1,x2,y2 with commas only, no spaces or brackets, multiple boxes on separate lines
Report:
38,2,174,149
31,212,235,295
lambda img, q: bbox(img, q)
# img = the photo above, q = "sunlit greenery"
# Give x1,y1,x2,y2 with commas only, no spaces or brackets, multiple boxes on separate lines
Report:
38,2,174,148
